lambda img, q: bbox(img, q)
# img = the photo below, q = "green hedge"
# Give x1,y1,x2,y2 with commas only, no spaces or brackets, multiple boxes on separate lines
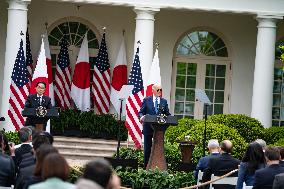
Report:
3,130,20,145
166,120,247,163
51,109,128,140
263,126,284,145
208,114,264,143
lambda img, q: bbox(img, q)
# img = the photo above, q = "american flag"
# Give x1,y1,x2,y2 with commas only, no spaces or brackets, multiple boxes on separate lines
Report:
125,47,144,148
92,33,111,113
26,29,33,84
8,39,30,131
54,36,72,109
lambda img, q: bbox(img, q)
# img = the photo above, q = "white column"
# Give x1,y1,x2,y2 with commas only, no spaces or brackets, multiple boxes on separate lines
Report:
0,0,30,131
133,7,159,87
251,14,283,128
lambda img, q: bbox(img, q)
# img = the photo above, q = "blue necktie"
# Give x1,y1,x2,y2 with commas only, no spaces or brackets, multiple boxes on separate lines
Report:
155,97,158,114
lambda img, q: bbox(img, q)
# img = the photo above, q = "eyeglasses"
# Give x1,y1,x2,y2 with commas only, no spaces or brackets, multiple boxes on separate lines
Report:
157,89,162,92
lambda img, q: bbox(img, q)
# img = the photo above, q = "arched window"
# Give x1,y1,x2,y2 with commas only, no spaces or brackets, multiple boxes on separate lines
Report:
272,38,284,126
172,30,230,119
48,19,100,81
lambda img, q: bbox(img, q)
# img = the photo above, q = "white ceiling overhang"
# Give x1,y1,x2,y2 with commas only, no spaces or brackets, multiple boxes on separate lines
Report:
45,0,284,16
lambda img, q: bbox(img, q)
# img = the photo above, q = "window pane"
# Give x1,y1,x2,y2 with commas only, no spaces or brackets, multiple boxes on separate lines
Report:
215,91,224,103
186,76,196,88
203,105,213,115
272,120,280,126
205,90,214,102
205,77,215,90
175,89,185,101
176,75,186,88
177,62,186,75
186,89,195,101
175,102,184,114
281,108,284,120
214,104,223,114
274,81,281,93
187,63,197,75
274,68,282,80
273,94,281,106
48,35,58,46
272,107,280,119
215,78,225,90
69,22,78,34
206,64,215,76
185,103,194,115
216,65,226,77
175,115,184,120
50,27,63,40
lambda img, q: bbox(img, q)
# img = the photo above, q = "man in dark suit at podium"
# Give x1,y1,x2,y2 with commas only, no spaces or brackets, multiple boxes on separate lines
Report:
24,82,52,130
138,84,170,168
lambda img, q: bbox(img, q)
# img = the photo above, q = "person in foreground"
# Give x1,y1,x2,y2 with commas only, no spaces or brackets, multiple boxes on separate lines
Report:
195,139,220,180
24,81,52,131
76,158,120,189
138,84,170,168
202,140,240,189
28,153,74,189
253,147,284,189
273,172,284,189
236,142,265,189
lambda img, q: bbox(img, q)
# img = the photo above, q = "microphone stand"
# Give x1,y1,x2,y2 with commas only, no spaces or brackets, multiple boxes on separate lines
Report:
116,98,123,159
203,104,209,157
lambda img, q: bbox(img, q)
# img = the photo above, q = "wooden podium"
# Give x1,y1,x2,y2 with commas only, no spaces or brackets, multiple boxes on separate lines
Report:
142,115,178,170
22,107,59,132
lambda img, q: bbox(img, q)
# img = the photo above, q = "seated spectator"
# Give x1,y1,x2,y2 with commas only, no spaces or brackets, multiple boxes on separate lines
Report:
11,127,33,169
0,132,15,187
22,144,58,189
195,139,220,180
14,126,35,149
202,140,240,189
76,158,119,189
277,147,284,167
236,142,265,189
273,172,284,189
255,139,267,151
15,133,52,189
253,147,284,189
28,153,74,189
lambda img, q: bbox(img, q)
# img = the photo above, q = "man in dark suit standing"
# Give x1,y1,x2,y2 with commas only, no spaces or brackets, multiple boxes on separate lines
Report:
254,147,284,189
138,84,170,168
24,82,52,131
202,140,240,189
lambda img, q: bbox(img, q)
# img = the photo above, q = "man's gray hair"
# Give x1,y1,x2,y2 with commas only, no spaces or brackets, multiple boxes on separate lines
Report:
255,139,266,148
19,127,32,143
208,139,219,149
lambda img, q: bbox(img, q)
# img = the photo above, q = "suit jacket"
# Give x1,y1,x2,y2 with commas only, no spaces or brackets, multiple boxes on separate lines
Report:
24,94,52,126
202,153,240,189
273,173,284,189
13,144,33,168
195,153,220,179
253,164,284,189
138,96,170,135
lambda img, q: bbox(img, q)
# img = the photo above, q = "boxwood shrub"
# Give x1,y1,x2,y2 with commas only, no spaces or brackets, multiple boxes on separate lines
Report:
166,120,247,163
263,126,284,145
208,114,264,143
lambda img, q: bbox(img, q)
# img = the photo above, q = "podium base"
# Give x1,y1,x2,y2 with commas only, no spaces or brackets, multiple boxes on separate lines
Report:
35,124,44,132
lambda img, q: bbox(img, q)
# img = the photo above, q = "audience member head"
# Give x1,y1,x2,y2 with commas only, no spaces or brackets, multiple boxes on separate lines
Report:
152,84,162,97
19,127,32,143
264,147,280,165
220,140,233,154
34,144,58,177
42,153,70,181
26,126,36,138
242,142,265,174
32,132,53,151
277,147,284,160
208,139,219,153
83,158,113,188
255,139,266,150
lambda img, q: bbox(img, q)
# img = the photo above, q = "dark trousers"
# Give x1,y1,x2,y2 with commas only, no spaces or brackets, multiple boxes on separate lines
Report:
143,134,153,168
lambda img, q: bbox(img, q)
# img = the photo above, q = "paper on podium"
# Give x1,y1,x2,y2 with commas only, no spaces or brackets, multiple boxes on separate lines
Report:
110,85,134,117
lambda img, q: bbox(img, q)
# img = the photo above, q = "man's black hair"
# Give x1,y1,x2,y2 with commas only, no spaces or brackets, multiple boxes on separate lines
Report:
36,81,46,88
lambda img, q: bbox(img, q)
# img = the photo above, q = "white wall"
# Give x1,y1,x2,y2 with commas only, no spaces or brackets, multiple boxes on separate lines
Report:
1,0,283,123
0,1,8,115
